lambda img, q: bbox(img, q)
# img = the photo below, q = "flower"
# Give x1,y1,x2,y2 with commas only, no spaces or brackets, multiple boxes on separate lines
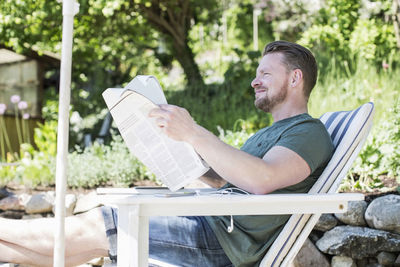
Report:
0,103,6,115
382,62,389,70
23,113,30,120
10,95,21,104
18,101,28,110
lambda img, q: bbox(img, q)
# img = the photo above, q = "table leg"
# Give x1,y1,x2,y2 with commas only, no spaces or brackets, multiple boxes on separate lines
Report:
117,205,149,267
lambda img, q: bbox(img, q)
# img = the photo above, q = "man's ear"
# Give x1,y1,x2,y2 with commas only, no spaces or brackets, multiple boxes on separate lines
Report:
290,69,303,88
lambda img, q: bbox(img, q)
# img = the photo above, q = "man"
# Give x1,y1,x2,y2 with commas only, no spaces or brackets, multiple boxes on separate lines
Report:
0,41,333,267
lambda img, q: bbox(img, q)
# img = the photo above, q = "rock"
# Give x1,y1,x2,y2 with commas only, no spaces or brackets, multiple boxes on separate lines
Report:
52,194,77,216
0,210,24,219
331,255,357,267
0,187,12,199
291,238,330,267
309,231,322,243
376,251,396,265
0,194,30,211
356,258,368,266
395,254,400,266
315,225,400,259
25,192,54,214
335,200,367,226
74,191,102,214
314,214,338,231
65,194,77,216
365,194,400,234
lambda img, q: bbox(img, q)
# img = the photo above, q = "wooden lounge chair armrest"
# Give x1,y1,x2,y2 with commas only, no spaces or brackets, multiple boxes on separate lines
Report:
100,192,364,217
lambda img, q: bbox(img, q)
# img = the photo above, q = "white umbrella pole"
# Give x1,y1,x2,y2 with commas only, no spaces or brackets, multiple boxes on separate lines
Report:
53,0,79,266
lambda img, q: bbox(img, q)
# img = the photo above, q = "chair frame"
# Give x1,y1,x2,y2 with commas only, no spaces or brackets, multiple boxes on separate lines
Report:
99,102,374,267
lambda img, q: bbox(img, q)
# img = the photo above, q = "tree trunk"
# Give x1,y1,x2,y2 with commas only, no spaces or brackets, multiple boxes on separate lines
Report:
171,38,205,90
139,0,205,90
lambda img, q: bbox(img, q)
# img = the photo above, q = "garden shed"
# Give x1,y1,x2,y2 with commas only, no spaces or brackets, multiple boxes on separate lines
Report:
0,45,60,155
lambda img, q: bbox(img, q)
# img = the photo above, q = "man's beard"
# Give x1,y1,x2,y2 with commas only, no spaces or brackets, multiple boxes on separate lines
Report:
255,82,288,112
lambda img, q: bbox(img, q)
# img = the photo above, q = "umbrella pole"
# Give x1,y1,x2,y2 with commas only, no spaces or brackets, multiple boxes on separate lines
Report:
53,0,79,266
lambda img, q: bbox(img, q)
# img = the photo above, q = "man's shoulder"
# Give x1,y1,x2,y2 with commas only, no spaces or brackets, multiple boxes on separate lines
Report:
278,113,327,135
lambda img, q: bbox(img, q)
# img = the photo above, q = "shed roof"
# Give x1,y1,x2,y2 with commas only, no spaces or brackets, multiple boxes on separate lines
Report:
0,45,60,67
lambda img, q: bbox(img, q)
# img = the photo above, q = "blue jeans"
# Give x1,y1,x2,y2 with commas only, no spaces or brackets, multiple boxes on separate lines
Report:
101,206,233,267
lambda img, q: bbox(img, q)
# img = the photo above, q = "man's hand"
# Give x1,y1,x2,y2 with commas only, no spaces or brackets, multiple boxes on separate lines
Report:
148,104,198,143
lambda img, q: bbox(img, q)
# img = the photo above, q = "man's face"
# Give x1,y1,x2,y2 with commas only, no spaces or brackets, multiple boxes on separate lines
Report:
251,53,290,113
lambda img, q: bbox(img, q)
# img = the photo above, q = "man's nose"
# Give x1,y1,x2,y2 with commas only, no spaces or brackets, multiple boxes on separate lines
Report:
251,77,260,88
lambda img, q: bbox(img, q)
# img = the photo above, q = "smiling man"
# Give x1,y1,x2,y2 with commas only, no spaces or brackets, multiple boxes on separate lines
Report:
0,41,334,267
148,41,334,266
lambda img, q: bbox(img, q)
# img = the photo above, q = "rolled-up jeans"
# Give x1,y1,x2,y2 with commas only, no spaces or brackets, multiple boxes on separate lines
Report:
101,206,233,267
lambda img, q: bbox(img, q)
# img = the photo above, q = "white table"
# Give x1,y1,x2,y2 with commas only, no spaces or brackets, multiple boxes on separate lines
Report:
100,192,364,267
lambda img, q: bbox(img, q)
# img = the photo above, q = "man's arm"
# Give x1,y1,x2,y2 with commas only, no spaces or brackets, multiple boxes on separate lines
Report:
200,169,227,188
149,105,310,194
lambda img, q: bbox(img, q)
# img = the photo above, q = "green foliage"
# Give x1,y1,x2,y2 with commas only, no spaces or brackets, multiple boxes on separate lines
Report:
298,0,398,72
33,120,58,157
349,19,398,64
298,25,349,68
16,145,56,186
217,124,253,149
67,135,154,188
0,163,17,187
321,0,360,40
355,100,400,180
1,131,154,187
9,120,59,186
263,0,321,42
0,0,62,53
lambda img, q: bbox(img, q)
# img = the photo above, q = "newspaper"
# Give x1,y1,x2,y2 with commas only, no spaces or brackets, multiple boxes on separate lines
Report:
102,75,210,191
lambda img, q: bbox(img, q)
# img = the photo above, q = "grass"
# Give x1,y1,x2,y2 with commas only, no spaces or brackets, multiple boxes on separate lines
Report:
309,61,399,123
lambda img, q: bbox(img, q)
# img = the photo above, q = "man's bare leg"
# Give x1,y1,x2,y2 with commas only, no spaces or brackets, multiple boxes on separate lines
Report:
0,207,109,266
0,240,52,266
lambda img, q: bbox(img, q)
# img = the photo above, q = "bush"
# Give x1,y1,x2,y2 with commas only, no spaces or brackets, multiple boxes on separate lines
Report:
353,100,400,180
67,134,154,188
1,128,155,188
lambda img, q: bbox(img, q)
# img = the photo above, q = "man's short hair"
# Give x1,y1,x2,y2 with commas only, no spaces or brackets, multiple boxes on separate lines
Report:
263,41,318,99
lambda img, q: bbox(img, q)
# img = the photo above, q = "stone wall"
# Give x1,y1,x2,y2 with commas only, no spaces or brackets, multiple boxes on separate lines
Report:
293,194,400,267
0,188,399,267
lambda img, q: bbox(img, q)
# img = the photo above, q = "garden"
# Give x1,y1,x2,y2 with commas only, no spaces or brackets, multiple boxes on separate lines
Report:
0,0,399,195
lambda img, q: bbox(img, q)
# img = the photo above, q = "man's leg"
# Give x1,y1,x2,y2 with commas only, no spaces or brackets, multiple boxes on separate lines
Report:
0,240,52,266
102,207,233,266
0,207,109,267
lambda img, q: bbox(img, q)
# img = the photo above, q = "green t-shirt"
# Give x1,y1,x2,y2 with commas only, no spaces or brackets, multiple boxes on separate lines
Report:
205,113,334,267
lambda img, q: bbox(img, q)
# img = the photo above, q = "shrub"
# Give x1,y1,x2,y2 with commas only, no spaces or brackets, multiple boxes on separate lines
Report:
67,134,155,188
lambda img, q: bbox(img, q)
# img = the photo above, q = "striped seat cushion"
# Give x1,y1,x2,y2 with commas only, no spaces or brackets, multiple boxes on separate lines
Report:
260,102,375,267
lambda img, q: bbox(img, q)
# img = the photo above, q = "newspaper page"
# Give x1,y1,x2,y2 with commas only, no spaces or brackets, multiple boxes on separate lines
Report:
102,77,209,191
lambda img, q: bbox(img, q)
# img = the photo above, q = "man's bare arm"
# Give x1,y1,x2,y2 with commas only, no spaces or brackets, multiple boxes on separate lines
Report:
199,169,227,188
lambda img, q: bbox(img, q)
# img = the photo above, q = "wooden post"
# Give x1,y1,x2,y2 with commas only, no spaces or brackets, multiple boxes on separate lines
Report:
253,8,262,51
53,0,79,266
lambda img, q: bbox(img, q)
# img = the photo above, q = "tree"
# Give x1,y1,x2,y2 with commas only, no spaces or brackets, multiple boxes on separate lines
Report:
137,0,220,89
0,0,221,100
